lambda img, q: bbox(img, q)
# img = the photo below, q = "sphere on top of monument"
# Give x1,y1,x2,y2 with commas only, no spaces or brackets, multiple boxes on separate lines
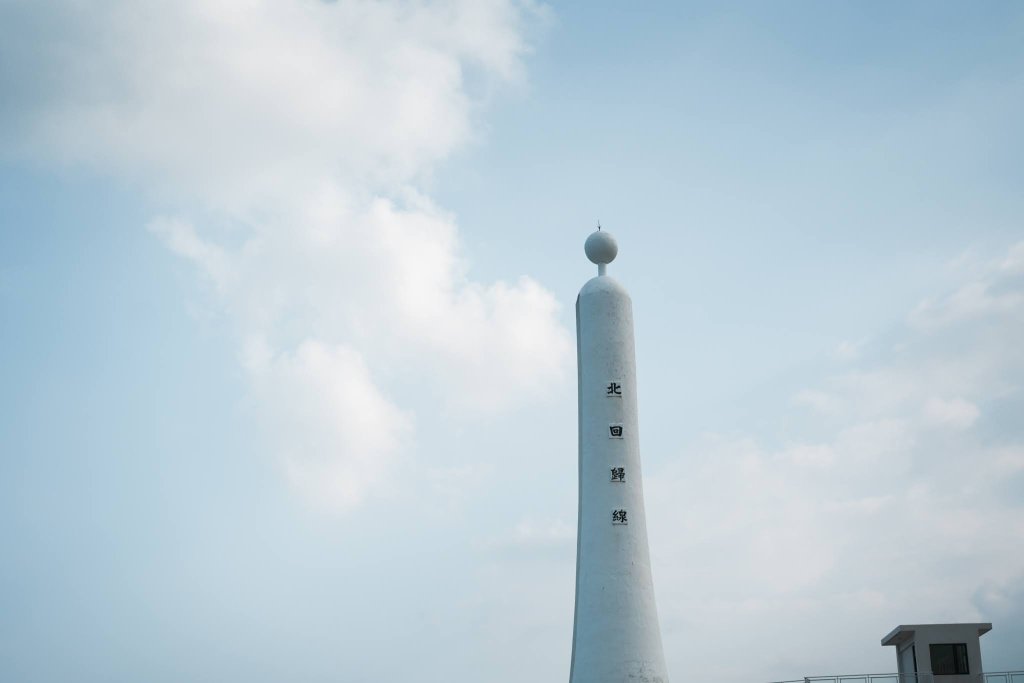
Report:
584,229,618,265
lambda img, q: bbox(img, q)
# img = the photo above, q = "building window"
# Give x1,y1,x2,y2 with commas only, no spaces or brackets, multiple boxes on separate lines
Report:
929,643,969,675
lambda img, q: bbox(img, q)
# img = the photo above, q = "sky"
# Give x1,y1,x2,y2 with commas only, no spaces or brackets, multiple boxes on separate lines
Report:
1,1,1023,682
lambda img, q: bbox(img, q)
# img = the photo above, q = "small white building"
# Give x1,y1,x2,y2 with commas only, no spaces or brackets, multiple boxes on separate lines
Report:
882,623,992,683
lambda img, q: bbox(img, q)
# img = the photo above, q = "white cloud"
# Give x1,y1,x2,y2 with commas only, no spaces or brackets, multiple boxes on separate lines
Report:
244,338,412,512
148,217,234,294
1,1,543,202
833,339,863,362
1000,242,1024,274
648,240,1024,681
921,396,980,430
910,242,1024,330
0,0,568,510
793,388,843,415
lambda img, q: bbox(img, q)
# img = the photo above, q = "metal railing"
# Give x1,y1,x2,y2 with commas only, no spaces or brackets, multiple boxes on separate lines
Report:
767,672,1024,683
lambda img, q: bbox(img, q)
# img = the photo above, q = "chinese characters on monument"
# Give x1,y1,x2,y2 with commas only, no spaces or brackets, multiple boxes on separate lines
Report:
610,467,625,482
611,509,628,525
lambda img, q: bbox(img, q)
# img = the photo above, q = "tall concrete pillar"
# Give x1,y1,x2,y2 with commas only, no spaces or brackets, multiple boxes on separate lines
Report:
570,230,670,683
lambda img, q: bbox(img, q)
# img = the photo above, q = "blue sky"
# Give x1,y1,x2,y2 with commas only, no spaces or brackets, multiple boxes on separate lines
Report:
2,2,1023,682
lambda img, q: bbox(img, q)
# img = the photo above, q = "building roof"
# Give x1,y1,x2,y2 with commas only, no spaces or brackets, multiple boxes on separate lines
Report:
881,623,993,647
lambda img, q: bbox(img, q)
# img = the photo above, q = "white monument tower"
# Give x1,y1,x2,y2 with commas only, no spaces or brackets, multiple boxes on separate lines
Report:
569,229,670,683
